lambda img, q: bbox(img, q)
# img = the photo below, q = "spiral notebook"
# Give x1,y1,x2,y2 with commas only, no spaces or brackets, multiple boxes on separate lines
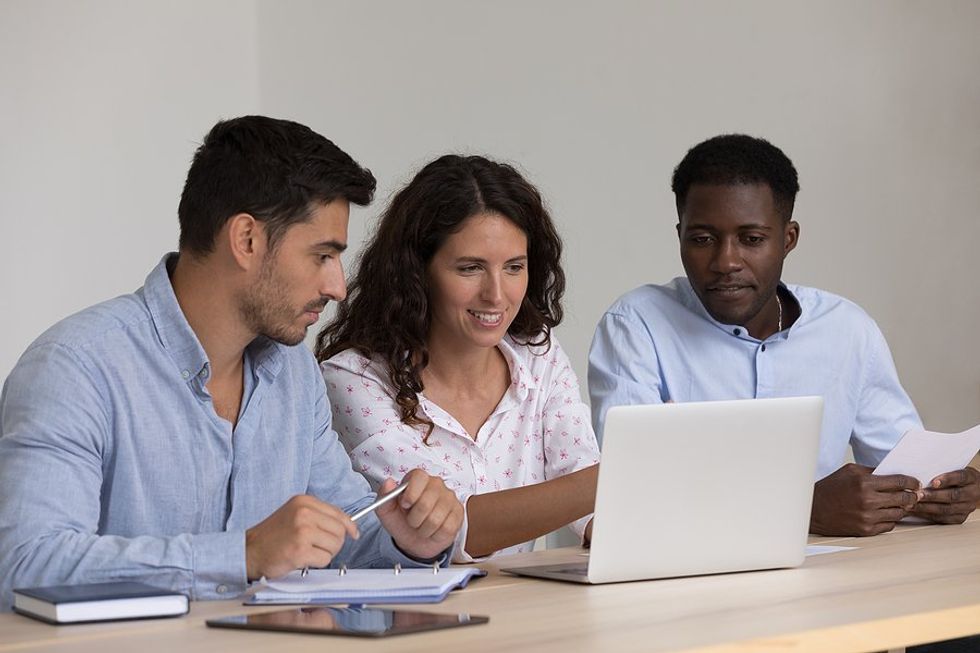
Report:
245,568,486,605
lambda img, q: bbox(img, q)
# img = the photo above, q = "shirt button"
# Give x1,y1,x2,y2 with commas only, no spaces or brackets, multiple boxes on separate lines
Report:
216,584,228,594
733,328,742,336
181,370,190,379
761,344,767,352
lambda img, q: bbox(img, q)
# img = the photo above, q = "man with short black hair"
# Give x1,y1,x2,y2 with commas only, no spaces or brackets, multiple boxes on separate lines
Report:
0,116,464,610
589,134,979,537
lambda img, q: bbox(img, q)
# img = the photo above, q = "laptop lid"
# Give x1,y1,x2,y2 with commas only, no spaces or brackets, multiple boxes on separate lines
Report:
585,396,823,583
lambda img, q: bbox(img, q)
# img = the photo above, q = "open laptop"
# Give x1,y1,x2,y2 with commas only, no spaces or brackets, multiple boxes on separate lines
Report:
503,396,824,584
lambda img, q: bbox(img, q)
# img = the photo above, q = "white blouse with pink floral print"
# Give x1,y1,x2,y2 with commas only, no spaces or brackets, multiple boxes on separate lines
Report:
321,334,601,562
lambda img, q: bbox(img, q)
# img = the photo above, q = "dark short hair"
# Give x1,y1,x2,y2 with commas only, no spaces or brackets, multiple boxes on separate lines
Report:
177,116,376,255
671,134,800,221
315,154,565,441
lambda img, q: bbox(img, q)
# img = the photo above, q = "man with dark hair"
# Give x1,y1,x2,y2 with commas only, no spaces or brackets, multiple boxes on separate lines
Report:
589,134,978,537
0,116,464,610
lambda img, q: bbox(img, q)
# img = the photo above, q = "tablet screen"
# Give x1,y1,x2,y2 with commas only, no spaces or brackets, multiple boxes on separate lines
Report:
207,606,489,637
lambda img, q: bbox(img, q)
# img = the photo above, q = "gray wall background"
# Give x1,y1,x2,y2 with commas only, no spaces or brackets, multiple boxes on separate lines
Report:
2,1,978,434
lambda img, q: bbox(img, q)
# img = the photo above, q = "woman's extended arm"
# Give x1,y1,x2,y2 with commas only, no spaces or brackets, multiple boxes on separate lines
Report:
463,463,598,557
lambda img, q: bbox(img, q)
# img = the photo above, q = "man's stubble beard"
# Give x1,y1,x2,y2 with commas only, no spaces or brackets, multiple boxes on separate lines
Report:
239,254,307,347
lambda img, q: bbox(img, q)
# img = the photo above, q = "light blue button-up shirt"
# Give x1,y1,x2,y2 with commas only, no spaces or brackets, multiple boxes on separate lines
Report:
0,255,437,610
588,277,922,479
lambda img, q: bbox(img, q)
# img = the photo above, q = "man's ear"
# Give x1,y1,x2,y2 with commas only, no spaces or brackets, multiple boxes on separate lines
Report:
784,220,800,256
225,213,266,271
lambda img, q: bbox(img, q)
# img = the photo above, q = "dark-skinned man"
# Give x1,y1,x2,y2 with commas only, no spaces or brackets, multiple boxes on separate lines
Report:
589,134,979,537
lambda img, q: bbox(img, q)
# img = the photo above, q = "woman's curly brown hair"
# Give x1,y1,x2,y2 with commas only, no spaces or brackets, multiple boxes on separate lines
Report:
314,154,565,441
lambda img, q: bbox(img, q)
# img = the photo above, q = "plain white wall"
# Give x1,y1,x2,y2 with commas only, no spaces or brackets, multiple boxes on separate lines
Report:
0,0,260,378
258,0,980,431
2,1,978,433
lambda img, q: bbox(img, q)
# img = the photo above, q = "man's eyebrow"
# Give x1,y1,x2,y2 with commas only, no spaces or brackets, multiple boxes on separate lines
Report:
682,223,719,232
683,223,774,231
310,240,348,253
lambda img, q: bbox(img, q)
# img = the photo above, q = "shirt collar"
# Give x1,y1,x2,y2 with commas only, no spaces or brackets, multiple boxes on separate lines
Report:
416,335,539,427
247,335,284,381
675,276,801,342
142,253,283,383
498,335,539,400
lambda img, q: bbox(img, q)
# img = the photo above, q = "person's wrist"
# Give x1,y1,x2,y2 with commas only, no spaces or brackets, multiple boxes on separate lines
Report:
392,537,449,565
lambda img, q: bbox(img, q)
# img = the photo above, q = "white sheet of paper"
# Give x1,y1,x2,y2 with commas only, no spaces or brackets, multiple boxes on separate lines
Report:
873,424,980,487
805,545,856,557
264,569,450,593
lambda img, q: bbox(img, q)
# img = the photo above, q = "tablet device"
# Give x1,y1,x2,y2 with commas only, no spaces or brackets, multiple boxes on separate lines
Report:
206,606,489,637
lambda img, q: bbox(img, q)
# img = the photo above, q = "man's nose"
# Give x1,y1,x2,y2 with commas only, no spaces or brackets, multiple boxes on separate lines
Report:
711,239,743,274
321,260,347,302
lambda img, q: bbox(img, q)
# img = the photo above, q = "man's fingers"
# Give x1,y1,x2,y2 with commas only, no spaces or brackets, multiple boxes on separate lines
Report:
918,487,964,505
370,478,401,519
413,502,451,540
297,498,359,540
913,500,974,522
869,473,920,492
866,488,918,510
288,494,343,518
284,495,358,542
929,468,980,489
873,507,907,524
312,511,357,542
867,519,901,536
292,511,357,571
290,495,360,537
404,482,439,530
399,469,430,508
334,513,359,540
300,546,338,571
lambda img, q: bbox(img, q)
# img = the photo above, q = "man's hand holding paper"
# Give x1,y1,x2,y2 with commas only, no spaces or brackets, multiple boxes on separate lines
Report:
873,424,980,526
811,463,920,536
912,467,980,524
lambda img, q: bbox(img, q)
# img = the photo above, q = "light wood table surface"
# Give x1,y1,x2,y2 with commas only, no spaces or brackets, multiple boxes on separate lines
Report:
2,515,978,653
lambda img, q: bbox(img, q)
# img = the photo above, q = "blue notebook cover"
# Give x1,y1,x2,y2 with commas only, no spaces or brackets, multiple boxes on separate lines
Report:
13,582,189,624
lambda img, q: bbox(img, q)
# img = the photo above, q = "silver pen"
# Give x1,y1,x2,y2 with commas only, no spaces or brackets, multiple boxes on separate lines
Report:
350,483,409,522
301,484,409,578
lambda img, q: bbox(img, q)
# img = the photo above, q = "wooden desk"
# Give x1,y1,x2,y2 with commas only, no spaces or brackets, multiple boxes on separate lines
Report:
2,516,978,652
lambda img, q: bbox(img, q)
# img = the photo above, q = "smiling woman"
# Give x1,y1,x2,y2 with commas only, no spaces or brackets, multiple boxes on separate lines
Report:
314,155,600,561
